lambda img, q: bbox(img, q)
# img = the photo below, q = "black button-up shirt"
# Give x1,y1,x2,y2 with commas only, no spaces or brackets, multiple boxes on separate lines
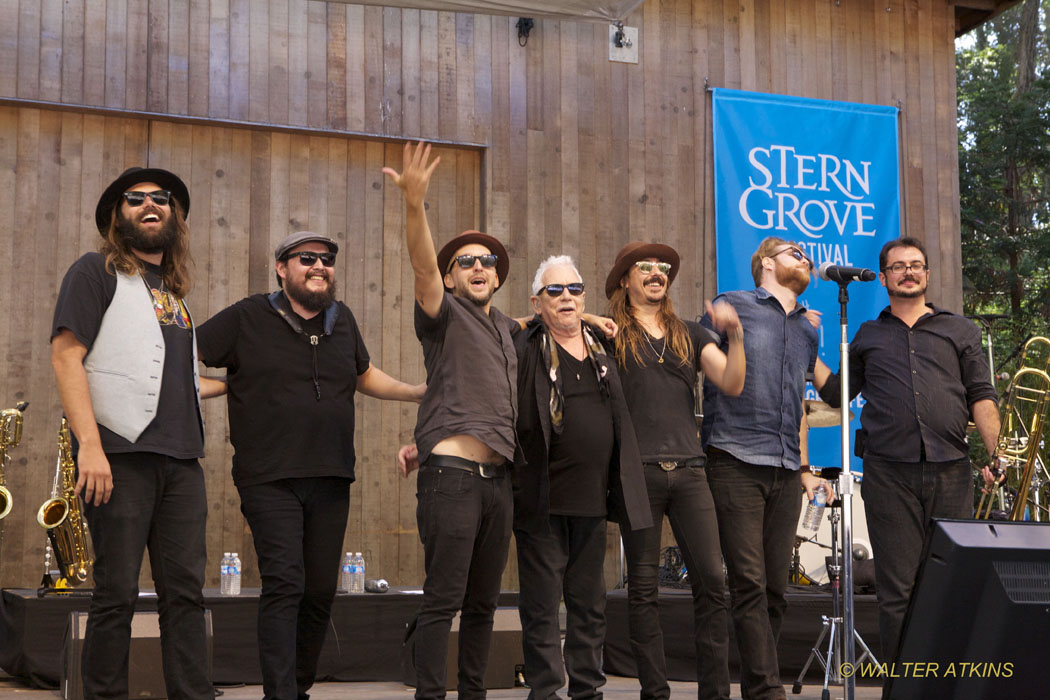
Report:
819,304,998,463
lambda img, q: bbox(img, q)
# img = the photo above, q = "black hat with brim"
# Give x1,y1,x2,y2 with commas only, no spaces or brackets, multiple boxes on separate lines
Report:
95,167,190,234
436,230,510,289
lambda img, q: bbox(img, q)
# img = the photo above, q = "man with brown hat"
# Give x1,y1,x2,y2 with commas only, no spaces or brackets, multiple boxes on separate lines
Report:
51,167,224,700
605,241,745,700
384,142,520,700
196,230,423,700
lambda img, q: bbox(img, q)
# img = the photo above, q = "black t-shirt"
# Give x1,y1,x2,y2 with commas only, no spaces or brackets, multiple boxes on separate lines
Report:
50,252,204,459
547,344,613,516
196,293,370,487
616,320,719,463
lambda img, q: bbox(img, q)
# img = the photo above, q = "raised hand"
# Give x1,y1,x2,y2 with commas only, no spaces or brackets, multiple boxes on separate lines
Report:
382,141,441,209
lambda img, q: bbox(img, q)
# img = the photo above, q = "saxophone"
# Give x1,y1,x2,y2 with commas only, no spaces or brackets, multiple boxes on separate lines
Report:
0,402,28,523
37,418,93,588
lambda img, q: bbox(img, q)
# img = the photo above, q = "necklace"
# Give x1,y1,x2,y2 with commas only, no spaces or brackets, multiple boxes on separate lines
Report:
642,330,666,364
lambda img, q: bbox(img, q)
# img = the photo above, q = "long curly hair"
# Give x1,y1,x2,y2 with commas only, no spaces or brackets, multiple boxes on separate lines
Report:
97,199,193,297
608,286,693,369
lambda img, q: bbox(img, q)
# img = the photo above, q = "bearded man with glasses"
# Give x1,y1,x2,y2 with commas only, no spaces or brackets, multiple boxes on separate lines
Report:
813,236,1000,668
513,254,651,700
699,236,831,700
195,230,423,700
51,167,228,700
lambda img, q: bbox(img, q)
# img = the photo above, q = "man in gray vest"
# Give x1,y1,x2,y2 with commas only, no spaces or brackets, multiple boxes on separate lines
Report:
51,167,225,700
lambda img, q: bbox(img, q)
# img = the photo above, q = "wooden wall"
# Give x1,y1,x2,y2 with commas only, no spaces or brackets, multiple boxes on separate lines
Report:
0,0,963,590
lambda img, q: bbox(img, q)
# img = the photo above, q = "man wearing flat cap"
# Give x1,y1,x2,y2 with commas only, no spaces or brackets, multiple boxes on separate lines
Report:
384,142,521,700
51,167,225,700
605,241,745,700
196,230,423,700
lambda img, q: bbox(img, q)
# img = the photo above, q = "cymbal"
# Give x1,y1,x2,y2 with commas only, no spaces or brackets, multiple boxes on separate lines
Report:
804,399,854,428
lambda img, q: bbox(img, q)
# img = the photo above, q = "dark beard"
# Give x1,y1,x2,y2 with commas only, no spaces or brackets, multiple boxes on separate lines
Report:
888,280,926,298
286,276,338,312
116,210,177,254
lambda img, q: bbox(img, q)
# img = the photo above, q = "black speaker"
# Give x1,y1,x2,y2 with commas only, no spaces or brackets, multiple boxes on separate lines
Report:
887,519,1050,700
402,607,524,690
62,609,213,700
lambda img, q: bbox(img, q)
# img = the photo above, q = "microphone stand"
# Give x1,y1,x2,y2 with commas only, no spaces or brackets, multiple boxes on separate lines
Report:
833,279,858,700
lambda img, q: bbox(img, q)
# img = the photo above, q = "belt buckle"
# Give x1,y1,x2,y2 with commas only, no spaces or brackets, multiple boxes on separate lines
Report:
478,463,496,478
658,461,677,472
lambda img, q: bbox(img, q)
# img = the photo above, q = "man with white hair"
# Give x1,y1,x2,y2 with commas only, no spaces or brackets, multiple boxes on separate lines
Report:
513,254,652,700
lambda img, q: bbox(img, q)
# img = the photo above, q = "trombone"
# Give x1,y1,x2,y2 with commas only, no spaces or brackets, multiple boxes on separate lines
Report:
977,337,1050,521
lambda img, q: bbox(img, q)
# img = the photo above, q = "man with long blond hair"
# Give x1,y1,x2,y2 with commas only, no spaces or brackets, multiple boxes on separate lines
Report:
51,167,224,700
605,241,744,700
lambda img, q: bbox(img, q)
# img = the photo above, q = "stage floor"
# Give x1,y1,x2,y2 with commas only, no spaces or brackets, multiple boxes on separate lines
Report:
0,674,885,699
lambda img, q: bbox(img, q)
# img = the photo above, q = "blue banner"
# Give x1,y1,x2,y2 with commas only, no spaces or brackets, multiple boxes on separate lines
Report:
711,88,901,472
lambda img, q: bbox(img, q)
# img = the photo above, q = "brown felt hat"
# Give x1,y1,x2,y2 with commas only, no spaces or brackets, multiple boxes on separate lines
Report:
95,167,190,234
436,230,510,289
604,241,681,298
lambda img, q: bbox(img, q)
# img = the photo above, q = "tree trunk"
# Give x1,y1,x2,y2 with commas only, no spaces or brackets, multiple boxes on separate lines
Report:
1016,0,1039,95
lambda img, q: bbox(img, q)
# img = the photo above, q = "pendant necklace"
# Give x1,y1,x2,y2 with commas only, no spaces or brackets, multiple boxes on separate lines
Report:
643,330,666,364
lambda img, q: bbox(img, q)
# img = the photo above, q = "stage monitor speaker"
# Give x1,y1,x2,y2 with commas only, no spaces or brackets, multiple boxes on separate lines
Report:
62,609,213,700
887,519,1050,700
402,607,523,690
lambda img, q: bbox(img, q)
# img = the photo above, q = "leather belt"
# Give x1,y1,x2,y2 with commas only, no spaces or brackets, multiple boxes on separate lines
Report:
422,454,508,479
645,459,703,472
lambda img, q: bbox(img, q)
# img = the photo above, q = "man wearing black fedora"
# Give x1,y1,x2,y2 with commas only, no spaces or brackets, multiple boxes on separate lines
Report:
605,241,745,700
384,142,520,700
51,167,225,700
196,230,424,700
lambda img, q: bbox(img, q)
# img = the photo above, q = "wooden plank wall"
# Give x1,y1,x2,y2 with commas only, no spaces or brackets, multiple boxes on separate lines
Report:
0,0,962,590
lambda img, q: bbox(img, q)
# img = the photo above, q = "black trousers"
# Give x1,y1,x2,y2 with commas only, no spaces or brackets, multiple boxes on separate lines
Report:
238,476,351,700
621,465,730,700
81,452,211,700
413,465,512,700
705,451,801,700
862,456,973,664
515,514,608,700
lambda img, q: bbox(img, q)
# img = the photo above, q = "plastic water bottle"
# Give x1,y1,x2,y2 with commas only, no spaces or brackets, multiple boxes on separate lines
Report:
802,484,827,531
350,552,365,594
229,552,242,596
340,552,353,593
220,552,232,595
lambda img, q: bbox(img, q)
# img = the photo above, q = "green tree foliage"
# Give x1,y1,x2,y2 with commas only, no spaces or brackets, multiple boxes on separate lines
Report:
958,0,1050,375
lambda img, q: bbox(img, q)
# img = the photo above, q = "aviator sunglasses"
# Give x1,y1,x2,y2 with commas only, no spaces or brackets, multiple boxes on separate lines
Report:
121,190,172,207
634,261,672,275
449,253,499,271
538,282,585,297
282,251,337,267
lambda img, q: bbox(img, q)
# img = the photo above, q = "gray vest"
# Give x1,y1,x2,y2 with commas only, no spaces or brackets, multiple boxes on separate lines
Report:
83,270,202,443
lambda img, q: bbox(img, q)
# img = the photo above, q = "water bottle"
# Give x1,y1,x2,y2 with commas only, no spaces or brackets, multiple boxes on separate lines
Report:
340,552,353,593
229,552,242,596
802,484,827,531
220,552,232,595
350,552,365,594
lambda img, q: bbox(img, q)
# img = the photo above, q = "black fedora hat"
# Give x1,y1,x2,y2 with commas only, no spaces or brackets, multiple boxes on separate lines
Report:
94,167,190,235
436,230,510,289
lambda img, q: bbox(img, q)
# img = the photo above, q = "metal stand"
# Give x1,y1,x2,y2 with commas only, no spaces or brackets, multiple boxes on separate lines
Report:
792,503,878,698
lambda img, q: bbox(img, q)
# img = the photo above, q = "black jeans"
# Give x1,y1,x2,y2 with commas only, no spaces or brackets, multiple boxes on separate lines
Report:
413,465,512,700
705,450,801,700
238,476,351,700
81,452,211,700
515,514,608,700
621,465,730,700
861,456,973,663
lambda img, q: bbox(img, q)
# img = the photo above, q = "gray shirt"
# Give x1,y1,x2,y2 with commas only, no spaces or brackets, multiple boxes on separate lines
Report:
414,292,519,464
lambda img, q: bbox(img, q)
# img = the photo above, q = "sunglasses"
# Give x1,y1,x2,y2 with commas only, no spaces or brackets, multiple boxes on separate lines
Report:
122,190,172,207
282,251,337,267
539,282,585,297
450,253,499,271
635,261,672,275
771,246,813,269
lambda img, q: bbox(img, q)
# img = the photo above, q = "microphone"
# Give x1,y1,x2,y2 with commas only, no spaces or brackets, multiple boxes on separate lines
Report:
365,578,389,593
818,262,876,283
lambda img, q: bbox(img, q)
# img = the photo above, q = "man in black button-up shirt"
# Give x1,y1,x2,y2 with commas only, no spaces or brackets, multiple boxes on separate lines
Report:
815,236,1000,665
